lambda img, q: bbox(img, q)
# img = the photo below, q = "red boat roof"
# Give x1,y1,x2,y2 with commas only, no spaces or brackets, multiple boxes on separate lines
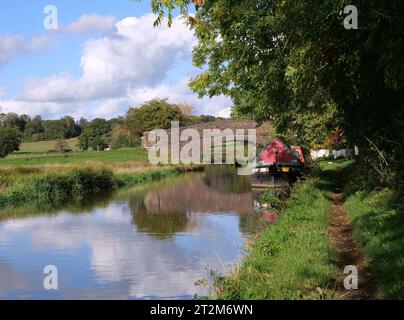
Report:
257,138,301,166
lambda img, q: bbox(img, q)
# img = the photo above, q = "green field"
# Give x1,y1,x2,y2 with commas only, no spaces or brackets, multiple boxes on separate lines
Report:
0,147,149,166
17,138,80,153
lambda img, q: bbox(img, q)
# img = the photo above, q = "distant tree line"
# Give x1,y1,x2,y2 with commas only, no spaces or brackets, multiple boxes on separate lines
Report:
0,113,83,142
0,99,225,156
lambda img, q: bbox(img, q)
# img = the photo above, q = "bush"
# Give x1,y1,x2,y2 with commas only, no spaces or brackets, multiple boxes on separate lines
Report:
0,127,21,158
258,189,285,211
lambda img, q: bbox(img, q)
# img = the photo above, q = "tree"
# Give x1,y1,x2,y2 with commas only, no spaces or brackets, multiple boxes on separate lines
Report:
90,135,108,151
62,116,80,138
78,130,90,151
24,115,44,138
125,98,185,137
78,118,112,151
150,0,404,185
177,102,195,117
54,139,70,153
110,123,140,149
0,127,21,158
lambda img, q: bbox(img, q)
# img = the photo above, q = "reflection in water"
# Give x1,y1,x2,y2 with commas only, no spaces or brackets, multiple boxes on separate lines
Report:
0,166,259,299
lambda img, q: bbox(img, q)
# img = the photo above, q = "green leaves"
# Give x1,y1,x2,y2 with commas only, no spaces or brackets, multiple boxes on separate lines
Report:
125,98,185,137
148,0,404,185
0,127,21,158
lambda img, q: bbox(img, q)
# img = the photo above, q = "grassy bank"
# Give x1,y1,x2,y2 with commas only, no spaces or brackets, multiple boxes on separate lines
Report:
318,159,403,299
0,167,117,208
343,183,403,299
215,178,338,299
116,165,202,187
0,164,202,210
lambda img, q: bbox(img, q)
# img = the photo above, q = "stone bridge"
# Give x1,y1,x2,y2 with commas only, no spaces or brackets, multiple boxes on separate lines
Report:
141,120,272,149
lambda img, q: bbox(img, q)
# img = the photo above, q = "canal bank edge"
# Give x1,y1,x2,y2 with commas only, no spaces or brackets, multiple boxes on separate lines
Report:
213,160,401,300
0,165,204,211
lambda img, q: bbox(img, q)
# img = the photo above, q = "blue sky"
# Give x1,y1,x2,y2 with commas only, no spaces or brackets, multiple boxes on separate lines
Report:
0,0,231,119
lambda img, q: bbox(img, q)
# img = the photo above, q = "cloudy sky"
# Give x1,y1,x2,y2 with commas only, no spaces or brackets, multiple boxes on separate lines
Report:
0,0,232,120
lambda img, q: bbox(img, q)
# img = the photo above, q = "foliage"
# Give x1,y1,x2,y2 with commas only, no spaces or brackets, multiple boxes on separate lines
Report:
110,124,140,149
0,167,117,208
116,167,184,187
78,118,112,151
0,164,202,210
0,127,21,158
125,98,185,137
150,0,404,186
258,189,285,211
54,139,71,153
0,113,83,141
0,105,225,155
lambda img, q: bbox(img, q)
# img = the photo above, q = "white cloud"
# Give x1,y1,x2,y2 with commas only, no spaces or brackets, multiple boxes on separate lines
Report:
0,34,52,66
20,14,195,103
0,35,24,65
0,186,245,299
66,14,117,34
0,79,232,120
2,14,232,119
0,99,88,119
0,86,5,97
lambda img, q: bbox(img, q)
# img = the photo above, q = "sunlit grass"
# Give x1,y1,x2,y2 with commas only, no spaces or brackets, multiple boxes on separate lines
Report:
16,138,80,153
344,188,404,299
215,178,338,299
0,147,148,166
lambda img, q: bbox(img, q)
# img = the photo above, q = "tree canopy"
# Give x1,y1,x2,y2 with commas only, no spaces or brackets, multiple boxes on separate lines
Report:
125,98,186,137
150,0,404,185
78,118,112,151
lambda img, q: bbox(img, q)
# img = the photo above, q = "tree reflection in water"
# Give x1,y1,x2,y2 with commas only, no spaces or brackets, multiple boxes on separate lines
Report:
128,166,258,239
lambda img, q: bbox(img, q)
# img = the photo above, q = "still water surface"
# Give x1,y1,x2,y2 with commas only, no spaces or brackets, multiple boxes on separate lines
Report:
0,166,259,299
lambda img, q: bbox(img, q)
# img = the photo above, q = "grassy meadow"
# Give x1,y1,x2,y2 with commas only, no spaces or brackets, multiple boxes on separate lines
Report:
16,138,80,153
0,140,203,210
0,146,148,167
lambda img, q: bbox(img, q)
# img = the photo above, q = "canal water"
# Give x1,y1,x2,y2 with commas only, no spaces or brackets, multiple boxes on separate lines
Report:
0,166,260,299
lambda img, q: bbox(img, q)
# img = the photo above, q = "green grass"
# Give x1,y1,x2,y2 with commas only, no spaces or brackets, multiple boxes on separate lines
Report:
318,159,403,299
318,159,354,171
216,178,338,299
0,147,148,166
17,138,80,153
0,167,117,208
344,187,404,299
0,164,203,211
116,165,200,187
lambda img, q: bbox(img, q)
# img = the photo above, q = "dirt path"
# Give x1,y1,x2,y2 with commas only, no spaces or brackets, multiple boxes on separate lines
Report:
328,184,377,299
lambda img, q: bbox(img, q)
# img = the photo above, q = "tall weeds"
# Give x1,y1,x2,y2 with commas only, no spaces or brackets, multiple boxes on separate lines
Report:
0,168,117,208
